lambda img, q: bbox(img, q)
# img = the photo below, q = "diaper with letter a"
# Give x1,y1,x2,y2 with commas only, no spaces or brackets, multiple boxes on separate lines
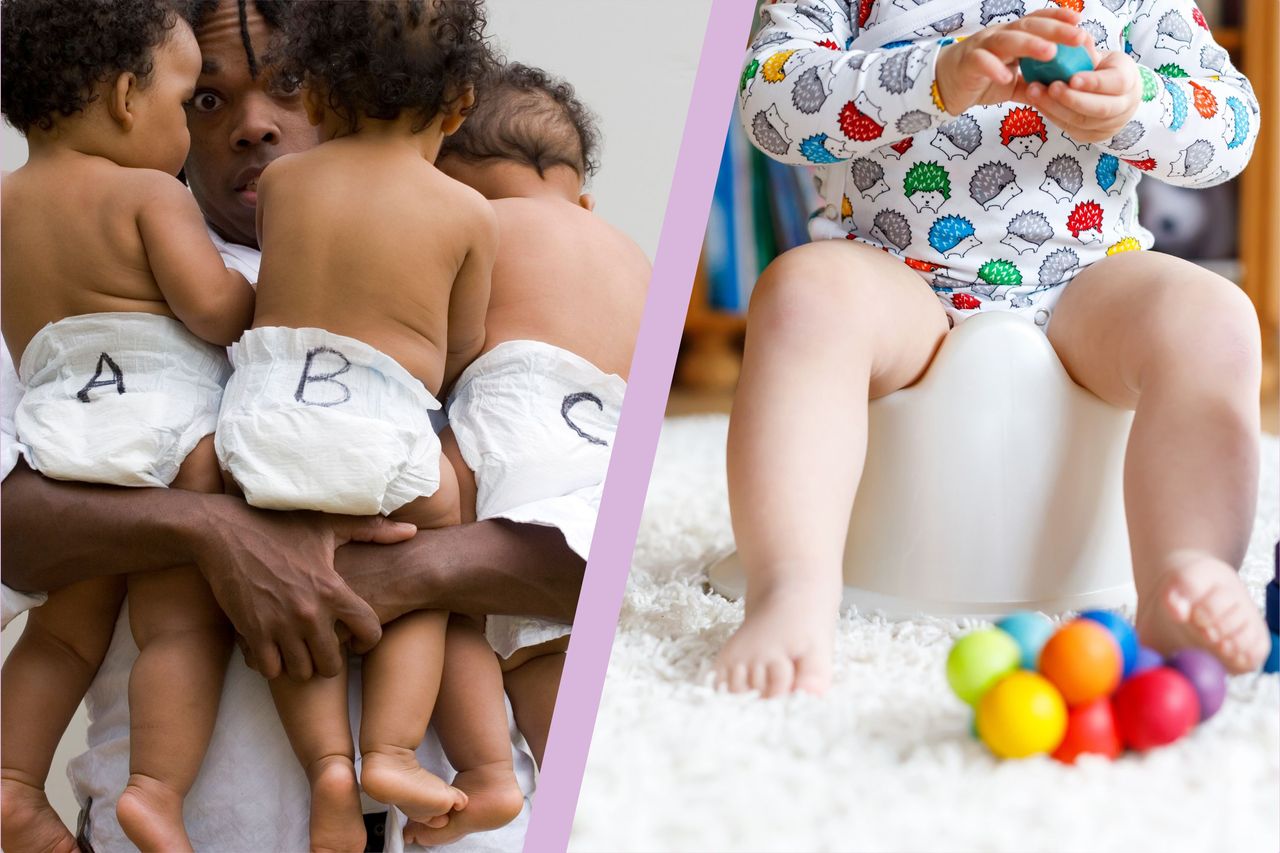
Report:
15,312,230,487
448,340,626,657
216,326,441,515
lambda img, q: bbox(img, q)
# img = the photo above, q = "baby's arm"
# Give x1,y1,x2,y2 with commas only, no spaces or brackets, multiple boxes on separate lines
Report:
740,1,948,164
1039,0,1259,187
136,175,255,346
442,199,497,391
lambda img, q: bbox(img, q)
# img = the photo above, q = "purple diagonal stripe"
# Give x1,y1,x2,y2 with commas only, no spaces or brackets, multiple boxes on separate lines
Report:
521,3,755,850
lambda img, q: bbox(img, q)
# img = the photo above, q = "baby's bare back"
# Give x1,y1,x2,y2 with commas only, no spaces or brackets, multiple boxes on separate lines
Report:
1,157,173,362
253,141,490,395
486,198,649,379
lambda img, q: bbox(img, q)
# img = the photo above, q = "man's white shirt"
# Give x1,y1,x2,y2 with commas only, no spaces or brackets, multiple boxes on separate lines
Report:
0,231,535,852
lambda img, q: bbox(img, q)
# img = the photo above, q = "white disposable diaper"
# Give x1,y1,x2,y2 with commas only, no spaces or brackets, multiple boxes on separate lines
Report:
15,312,230,487
448,340,625,658
216,326,442,515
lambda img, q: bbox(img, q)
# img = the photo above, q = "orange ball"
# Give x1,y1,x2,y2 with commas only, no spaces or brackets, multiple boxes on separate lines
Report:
1038,619,1122,706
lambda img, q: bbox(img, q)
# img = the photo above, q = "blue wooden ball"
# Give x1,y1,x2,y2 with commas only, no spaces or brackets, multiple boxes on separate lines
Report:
1265,633,1279,675
996,611,1055,669
1019,44,1094,85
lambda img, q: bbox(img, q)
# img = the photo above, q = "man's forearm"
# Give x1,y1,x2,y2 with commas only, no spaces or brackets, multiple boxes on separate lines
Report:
337,520,585,623
1,461,208,592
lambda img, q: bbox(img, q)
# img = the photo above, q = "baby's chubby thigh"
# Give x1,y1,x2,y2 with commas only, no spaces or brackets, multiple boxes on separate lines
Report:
743,239,948,395
1046,250,1262,408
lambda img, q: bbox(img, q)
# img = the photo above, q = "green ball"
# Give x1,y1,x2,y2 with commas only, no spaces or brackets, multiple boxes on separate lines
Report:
947,628,1022,706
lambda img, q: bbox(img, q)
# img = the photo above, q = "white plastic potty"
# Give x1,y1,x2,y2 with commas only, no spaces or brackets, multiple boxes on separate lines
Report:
708,311,1138,618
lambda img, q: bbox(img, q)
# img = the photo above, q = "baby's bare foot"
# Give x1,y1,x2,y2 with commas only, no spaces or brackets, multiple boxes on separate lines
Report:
402,762,524,847
714,578,840,697
116,773,193,853
1,777,78,853
360,746,467,824
306,755,366,853
1136,550,1271,674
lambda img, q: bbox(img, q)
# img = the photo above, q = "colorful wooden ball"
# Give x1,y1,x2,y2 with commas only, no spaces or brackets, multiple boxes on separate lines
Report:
1080,610,1139,677
1019,44,1095,85
1038,619,1122,706
1113,667,1200,750
996,611,1055,669
1052,696,1122,764
1166,649,1227,721
947,628,1022,706
1264,633,1279,674
976,671,1068,758
1133,646,1163,675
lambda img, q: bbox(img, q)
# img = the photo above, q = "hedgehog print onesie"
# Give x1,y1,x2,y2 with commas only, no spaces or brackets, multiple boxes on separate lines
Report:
740,0,1258,326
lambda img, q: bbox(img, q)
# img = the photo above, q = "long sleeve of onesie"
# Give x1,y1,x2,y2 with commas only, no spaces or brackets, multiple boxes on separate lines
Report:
1093,0,1259,187
739,0,952,165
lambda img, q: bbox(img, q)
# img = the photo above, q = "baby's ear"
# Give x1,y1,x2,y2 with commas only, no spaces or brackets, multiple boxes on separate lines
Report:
303,87,325,127
106,72,138,131
441,85,476,137
578,192,596,212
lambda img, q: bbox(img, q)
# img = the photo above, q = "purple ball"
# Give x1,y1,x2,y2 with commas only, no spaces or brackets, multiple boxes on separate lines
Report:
1133,646,1163,675
1167,649,1227,721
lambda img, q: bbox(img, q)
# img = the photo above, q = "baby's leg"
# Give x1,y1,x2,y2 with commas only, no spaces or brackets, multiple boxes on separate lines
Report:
391,452,462,529
402,616,524,849
500,636,569,767
358,610,467,823
718,240,948,697
440,427,478,523
1049,251,1269,673
117,435,232,852
1,576,124,853
270,663,367,853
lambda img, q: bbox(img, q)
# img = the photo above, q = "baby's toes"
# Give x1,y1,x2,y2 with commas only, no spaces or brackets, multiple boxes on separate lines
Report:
1187,585,1239,641
793,651,833,697
1226,616,1270,673
724,661,750,693
763,657,796,698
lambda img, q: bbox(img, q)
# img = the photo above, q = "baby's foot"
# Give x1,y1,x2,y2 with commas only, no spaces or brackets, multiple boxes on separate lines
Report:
714,578,840,697
1,777,78,853
402,762,524,848
360,746,468,824
306,755,366,853
116,773,193,853
1136,550,1271,674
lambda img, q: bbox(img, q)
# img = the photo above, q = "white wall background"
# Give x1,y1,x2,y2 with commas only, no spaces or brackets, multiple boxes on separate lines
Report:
1,0,711,828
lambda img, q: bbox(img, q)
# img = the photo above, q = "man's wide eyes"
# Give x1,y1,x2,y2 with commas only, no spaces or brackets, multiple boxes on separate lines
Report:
187,92,224,113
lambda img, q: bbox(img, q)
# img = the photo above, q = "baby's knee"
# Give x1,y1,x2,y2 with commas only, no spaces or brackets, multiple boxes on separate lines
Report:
1150,274,1261,380
748,244,872,336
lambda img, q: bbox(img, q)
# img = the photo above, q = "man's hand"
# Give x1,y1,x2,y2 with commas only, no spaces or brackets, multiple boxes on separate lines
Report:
1017,48,1141,145
193,497,416,680
935,8,1087,115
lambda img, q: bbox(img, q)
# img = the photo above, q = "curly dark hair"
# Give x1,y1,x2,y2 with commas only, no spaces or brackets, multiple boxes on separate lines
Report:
0,0,180,134
274,0,494,134
439,62,600,180
175,0,288,78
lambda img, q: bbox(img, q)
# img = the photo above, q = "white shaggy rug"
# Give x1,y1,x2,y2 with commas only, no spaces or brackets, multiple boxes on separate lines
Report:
570,415,1280,853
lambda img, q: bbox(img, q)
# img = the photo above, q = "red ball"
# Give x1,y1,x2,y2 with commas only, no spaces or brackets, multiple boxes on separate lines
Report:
1052,696,1122,763
1112,667,1200,751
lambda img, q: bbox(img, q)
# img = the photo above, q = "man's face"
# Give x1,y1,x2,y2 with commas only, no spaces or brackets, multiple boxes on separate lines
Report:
183,1,319,248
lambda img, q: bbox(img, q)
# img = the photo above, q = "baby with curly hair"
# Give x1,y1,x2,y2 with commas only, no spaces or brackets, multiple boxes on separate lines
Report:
211,1,524,849
433,61,647,829
0,0,255,849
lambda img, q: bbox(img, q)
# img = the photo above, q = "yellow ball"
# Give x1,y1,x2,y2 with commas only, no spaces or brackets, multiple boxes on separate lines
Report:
976,671,1068,759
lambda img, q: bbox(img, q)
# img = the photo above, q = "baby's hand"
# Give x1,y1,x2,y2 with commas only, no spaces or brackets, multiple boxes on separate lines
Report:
1017,49,1141,144
935,8,1088,115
